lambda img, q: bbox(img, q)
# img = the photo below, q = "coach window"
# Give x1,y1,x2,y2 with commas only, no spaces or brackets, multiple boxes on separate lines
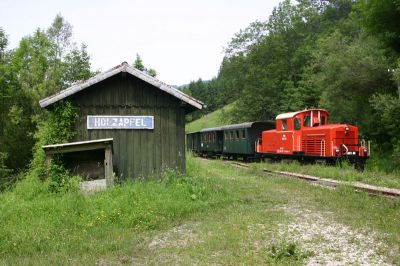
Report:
241,130,246,139
282,119,287,131
230,131,234,140
236,130,240,140
303,116,311,127
294,118,301,130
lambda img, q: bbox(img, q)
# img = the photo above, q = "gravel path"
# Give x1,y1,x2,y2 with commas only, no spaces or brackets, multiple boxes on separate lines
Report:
276,204,394,265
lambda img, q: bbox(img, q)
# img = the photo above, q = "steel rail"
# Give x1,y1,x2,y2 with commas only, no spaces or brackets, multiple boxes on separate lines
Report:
199,157,400,199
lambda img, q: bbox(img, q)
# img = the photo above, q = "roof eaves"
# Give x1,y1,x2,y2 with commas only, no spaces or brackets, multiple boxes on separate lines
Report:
124,67,203,110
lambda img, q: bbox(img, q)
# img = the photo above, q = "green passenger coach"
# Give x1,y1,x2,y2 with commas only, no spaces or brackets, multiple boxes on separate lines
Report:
221,122,275,160
186,122,275,160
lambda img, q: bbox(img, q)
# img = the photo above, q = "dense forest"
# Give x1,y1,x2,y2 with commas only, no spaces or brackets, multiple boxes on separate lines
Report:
0,15,95,188
0,1,399,189
183,0,400,171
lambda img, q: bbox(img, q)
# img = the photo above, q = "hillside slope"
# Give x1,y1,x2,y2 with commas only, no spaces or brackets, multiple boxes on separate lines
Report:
185,103,234,132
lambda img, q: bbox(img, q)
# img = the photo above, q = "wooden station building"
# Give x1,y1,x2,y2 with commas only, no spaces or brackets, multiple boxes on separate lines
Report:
40,62,203,184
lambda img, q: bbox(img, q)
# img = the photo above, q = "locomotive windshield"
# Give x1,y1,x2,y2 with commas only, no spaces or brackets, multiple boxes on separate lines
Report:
294,118,301,130
303,116,311,127
282,119,287,130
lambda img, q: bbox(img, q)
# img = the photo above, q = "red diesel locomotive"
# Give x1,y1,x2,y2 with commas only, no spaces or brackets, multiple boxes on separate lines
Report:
256,109,369,169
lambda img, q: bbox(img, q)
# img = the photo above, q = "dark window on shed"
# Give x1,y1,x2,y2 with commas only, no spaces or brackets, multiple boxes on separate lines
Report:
304,116,311,127
241,130,246,139
282,119,287,131
294,118,301,130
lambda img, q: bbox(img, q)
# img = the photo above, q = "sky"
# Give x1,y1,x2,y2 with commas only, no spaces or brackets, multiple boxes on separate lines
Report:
0,0,282,85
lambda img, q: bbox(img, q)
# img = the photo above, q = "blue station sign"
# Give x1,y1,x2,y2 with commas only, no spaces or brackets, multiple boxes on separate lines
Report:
87,115,154,130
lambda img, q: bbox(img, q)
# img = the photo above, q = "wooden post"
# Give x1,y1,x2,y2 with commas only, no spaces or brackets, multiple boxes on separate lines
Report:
104,145,114,187
45,154,52,175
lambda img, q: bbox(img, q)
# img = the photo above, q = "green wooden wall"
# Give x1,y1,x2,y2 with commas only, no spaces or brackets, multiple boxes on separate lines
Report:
69,73,186,180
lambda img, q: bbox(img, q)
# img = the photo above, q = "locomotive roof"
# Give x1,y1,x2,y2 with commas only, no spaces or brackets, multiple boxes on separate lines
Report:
276,109,328,120
200,121,274,132
39,62,203,110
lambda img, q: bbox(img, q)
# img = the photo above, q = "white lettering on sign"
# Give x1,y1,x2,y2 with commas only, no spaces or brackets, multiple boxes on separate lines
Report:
87,116,154,129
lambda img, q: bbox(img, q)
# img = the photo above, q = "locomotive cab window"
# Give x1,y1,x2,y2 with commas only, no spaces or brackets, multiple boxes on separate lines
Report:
303,116,311,127
294,118,301,130
282,119,287,131
321,116,326,125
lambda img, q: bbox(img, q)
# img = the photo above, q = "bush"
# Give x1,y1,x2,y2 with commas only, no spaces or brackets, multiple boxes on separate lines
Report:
0,152,12,191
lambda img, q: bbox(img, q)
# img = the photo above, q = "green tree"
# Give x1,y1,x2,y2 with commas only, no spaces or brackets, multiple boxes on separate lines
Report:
63,44,92,86
309,31,392,129
0,15,92,180
47,14,73,61
147,68,157,77
0,27,8,63
133,53,157,77
134,53,145,71
356,0,400,53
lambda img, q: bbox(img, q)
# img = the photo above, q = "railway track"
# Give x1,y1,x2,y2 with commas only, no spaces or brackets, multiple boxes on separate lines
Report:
199,157,400,199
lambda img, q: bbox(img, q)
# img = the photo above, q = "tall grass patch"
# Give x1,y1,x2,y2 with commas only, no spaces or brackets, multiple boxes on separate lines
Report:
0,154,230,263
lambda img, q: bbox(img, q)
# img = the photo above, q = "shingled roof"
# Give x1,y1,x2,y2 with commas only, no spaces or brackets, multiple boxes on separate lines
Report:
39,62,203,110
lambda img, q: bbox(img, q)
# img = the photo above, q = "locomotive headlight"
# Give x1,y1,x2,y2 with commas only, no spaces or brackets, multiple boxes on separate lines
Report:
344,125,349,135
335,148,340,154
364,147,368,153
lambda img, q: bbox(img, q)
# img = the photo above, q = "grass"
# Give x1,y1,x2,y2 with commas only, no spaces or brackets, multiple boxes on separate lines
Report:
250,159,400,189
0,157,231,264
0,155,399,265
185,102,235,133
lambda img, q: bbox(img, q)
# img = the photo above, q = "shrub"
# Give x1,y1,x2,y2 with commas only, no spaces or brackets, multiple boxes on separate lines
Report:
0,152,12,191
